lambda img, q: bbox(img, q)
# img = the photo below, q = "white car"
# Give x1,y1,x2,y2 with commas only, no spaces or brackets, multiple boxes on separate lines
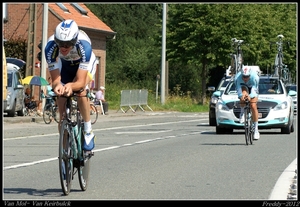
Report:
215,75,296,134
286,84,297,113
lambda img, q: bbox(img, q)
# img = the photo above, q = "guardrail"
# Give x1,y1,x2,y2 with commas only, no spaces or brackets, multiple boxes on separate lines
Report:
117,89,153,113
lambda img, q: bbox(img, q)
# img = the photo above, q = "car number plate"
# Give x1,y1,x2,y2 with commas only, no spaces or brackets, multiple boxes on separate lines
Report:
258,113,262,118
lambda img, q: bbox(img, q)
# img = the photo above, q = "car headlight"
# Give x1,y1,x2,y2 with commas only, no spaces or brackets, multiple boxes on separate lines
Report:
217,102,230,111
274,101,288,111
211,96,219,104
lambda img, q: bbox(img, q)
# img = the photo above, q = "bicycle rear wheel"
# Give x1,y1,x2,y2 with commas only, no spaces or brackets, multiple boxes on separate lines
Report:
78,126,90,191
244,110,250,145
249,120,254,145
90,104,98,125
43,104,53,124
59,120,73,195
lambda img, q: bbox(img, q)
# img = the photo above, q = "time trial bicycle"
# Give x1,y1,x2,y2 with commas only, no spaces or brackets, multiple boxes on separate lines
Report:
230,38,244,76
59,90,94,195
243,97,254,145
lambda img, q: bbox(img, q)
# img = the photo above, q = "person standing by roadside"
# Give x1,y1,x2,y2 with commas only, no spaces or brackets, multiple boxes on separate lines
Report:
95,86,109,115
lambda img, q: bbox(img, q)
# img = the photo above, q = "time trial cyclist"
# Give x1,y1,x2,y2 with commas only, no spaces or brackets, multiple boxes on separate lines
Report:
235,66,260,140
44,19,96,153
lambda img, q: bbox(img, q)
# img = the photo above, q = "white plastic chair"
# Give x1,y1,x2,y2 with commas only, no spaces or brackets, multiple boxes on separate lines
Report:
94,98,105,115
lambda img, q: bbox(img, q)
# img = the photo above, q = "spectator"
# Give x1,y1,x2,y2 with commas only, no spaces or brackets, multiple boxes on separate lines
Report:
95,86,109,115
24,88,43,116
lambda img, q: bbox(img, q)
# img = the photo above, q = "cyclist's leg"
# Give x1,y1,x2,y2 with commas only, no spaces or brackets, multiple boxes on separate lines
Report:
250,97,258,123
239,86,249,123
57,96,67,133
250,96,259,139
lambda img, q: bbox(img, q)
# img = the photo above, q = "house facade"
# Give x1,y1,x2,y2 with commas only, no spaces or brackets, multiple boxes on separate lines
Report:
3,3,116,93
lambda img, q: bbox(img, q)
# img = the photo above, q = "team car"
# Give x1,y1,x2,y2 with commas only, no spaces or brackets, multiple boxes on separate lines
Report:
215,75,296,134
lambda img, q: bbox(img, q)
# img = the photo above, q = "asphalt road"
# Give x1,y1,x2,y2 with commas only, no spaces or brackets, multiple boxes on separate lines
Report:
3,111,297,201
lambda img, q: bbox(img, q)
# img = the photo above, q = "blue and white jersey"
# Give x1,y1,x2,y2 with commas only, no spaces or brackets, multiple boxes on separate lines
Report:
44,30,96,84
235,70,259,99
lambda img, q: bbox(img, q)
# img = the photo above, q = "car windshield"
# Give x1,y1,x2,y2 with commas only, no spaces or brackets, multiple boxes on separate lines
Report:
224,82,237,95
259,79,283,94
286,85,297,92
224,78,284,95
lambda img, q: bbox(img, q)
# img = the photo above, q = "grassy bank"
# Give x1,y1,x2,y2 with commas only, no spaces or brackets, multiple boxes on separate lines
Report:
97,83,209,113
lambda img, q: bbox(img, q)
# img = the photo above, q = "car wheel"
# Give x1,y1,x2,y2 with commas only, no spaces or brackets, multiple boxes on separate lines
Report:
281,112,291,134
209,110,216,126
225,128,233,134
216,126,226,134
209,117,216,126
7,101,16,117
17,104,26,116
290,119,294,133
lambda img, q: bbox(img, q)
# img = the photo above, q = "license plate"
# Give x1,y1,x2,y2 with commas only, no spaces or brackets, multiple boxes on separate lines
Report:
258,113,262,118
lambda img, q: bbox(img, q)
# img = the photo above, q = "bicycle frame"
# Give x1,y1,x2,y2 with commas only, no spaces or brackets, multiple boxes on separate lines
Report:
230,38,244,75
244,99,254,145
59,91,92,195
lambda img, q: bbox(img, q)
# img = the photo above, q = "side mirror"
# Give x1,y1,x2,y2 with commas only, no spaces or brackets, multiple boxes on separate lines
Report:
213,91,222,98
207,86,215,92
15,84,24,90
288,90,297,97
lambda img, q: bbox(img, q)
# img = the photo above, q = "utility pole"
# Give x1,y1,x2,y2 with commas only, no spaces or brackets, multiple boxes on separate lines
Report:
161,3,166,104
40,3,48,108
26,3,37,77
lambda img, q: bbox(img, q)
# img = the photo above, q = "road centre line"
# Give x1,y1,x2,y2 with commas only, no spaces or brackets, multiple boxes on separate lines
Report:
3,131,205,170
3,119,207,141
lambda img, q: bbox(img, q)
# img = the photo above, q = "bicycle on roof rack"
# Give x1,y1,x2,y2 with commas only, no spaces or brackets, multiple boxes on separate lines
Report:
270,34,290,84
229,38,244,76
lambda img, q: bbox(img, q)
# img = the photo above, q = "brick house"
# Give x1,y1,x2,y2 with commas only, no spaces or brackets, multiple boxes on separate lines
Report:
3,3,116,97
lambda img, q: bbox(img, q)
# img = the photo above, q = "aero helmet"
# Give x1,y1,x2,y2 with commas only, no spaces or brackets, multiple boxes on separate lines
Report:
242,66,251,77
54,20,79,47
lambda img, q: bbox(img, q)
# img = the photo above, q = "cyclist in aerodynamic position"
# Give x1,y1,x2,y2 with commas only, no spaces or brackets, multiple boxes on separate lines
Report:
235,66,260,140
44,19,97,152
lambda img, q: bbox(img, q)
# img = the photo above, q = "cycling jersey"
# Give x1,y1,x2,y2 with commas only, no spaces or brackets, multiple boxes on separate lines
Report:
44,30,96,84
235,70,259,99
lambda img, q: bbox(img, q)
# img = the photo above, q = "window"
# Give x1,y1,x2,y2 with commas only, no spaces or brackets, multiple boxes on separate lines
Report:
56,3,69,12
71,3,88,15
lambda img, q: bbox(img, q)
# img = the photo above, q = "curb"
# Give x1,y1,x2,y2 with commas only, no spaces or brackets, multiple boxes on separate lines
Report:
269,158,297,200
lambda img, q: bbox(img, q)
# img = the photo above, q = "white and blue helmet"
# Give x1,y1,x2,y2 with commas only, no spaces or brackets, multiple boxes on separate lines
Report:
54,19,79,47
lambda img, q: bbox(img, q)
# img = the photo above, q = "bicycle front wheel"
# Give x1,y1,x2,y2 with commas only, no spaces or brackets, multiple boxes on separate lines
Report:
90,104,98,125
244,111,250,145
59,120,73,195
249,120,254,145
43,104,53,124
78,127,90,191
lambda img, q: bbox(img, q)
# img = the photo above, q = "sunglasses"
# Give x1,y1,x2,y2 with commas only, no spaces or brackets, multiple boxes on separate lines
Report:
242,75,250,79
54,37,76,48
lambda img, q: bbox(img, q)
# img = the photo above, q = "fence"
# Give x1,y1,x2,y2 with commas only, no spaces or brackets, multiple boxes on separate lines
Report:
117,89,153,113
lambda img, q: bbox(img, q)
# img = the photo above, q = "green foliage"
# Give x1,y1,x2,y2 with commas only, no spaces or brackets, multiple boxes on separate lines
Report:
4,38,27,77
87,4,162,85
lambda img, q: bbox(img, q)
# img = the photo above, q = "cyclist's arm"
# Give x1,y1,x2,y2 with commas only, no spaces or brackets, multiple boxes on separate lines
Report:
70,68,89,91
249,74,259,99
235,75,243,99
